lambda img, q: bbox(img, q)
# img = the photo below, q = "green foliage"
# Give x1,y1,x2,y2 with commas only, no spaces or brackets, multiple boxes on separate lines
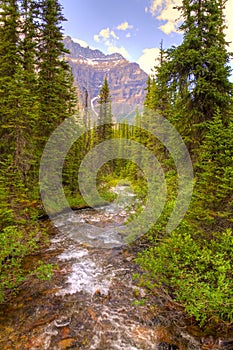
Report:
0,2,232,337
133,0,233,332
36,0,77,155
0,226,51,302
132,298,146,306
33,261,54,281
96,77,113,146
0,0,76,302
135,107,233,327
194,111,233,221
0,176,14,230
136,225,233,326
156,0,233,153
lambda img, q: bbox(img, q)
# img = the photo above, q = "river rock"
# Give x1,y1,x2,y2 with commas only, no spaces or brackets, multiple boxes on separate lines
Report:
57,338,76,349
157,342,178,350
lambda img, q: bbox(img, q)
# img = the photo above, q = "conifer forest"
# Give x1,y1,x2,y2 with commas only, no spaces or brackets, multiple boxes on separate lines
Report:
0,0,233,348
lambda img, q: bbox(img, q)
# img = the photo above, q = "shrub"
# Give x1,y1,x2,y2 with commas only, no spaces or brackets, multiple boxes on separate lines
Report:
136,224,233,326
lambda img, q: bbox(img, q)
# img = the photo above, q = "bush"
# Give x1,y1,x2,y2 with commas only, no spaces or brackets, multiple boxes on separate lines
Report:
136,223,233,326
0,223,52,302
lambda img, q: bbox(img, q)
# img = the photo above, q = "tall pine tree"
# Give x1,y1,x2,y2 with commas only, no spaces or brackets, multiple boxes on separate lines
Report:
164,0,233,152
96,77,113,142
37,0,77,143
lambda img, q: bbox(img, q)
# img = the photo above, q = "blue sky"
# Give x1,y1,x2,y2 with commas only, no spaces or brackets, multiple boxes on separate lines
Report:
59,0,233,76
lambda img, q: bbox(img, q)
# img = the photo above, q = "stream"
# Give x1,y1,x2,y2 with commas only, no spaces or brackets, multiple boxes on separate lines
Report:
0,185,204,349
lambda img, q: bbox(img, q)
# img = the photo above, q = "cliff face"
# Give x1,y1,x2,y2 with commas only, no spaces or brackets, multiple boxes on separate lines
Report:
63,36,148,119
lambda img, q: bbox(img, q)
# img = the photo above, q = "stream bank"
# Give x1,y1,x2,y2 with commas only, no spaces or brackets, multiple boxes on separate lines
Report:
0,185,228,350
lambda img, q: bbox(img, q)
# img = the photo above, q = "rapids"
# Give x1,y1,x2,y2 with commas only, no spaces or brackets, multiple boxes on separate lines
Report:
0,185,202,349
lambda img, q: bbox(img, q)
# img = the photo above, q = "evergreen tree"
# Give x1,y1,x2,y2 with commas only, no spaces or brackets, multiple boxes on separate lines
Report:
136,0,233,329
0,0,20,161
153,41,171,119
193,109,233,228
96,77,113,142
165,0,233,151
19,0,39,79
37,0,77,143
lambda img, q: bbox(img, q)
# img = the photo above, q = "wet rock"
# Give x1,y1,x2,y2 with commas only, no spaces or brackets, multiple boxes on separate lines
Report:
218,338,233,349
54,316,71,328
60,326,70,339
149,316,161,326
2,191,228,350
125,256,134,262
201,336,233,349
57,338,76,349
157,342,178,350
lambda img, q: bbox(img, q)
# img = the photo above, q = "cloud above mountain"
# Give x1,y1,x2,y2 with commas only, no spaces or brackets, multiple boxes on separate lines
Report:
107,45,130,59
147,0,182,34
93,24,131,60
137,47,160,75
72,38,90,48
94,28,119,42
116,21,133,31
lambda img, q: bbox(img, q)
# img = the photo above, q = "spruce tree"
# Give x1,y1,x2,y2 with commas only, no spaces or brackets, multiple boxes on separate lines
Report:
37,0,77,143
15,0,41,188
0,0,20,161
0,1,40,186
165,0,233,151
97,77,113,142
153,41,171,119
136,0,233,329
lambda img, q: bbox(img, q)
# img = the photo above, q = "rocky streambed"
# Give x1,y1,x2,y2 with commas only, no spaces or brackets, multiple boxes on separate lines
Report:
0,185,225,350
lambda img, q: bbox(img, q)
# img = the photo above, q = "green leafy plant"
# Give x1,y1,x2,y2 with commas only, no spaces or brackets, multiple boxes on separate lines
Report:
136,224,233,326
33,261,54,281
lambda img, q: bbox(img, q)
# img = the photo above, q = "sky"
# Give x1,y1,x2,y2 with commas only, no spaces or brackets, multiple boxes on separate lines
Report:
59,0,233,76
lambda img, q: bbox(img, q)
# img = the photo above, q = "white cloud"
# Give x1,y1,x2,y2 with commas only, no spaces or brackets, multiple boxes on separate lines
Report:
116,21,133,31
72,38,96,50
99,28,111,39
72,38,89,48
110,30,119,40
93,26,129,59
159,21,177,35
94,27,119,42
93,34,100,43
107,45,130,60
149,0,182,34
126,33,131,38
137,47,160,75
149,0,233,48
105,40,111,47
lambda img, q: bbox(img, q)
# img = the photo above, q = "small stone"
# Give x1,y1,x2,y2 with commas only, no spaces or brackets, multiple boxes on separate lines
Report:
125,256,133,262
61,326,70,339
57,338,75,349
54,317,71,328
157,342,178,350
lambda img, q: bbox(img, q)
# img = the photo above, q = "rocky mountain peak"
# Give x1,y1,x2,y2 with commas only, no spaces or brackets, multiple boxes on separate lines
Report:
63,36,148,120
64,36,124,61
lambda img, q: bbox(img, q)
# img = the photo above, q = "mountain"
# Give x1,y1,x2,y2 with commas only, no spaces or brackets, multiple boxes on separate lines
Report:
63,36,148,120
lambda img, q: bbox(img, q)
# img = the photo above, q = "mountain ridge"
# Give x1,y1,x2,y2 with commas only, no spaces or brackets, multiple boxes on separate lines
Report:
63,36,148,119
64,36,124,61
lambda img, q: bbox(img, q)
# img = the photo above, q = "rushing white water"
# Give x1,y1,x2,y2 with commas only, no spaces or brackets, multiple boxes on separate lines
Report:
56,251,114,296
0,185,203,349
52,184,138,248
39,185,178,349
